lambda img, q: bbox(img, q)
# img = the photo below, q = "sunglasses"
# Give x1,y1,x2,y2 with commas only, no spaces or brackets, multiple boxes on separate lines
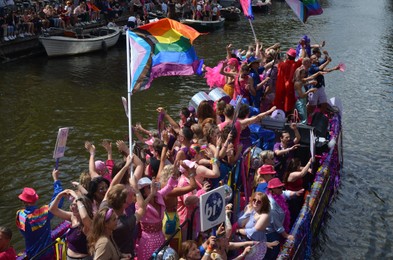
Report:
253,199,262,205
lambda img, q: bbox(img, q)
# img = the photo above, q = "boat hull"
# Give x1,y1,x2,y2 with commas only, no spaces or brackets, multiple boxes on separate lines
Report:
181,18,225,32
39,28,121,57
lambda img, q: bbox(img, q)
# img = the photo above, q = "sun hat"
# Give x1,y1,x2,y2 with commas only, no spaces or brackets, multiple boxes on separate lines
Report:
258,164,276,175
95,160,106,172
145,137,155,146
138,177,152,189
247,56,261,66
18,187,39,203
267,178,285,189
286,48,296,57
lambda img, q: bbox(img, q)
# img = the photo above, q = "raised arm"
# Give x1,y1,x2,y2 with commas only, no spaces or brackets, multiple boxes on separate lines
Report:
220,61,237,78
239,106,276,129
291,123,301,144
101,139,113,161
48,190,73,221
226,43,233,60
287,158,312,182
157,107,180,133
85,141,100,179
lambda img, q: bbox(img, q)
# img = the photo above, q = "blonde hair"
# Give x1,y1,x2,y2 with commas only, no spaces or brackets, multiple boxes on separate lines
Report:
79,171,91,190
159,165,174,185
260,150,274,165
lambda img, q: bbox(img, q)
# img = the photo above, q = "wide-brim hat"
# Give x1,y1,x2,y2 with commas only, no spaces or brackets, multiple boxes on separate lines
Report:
138,177,152,190
18,187,39,203
267,178,285,189
247,57,261,66
258,164,276,175
286,48,296,57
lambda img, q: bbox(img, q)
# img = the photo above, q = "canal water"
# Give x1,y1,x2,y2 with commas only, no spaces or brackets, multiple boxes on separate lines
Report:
0,0,392,258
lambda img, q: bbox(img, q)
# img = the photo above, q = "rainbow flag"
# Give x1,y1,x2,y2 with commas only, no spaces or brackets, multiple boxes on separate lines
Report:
285,0,323,23
240,0,254,19
127,18,203,93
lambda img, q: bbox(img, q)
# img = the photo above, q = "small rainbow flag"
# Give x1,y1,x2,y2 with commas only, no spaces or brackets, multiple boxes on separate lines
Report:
127,18,203,93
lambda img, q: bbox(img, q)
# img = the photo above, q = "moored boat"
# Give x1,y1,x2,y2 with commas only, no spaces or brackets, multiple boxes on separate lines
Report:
220,7,241,22
180,17,225,32
251,0,271,12
39,27,121,57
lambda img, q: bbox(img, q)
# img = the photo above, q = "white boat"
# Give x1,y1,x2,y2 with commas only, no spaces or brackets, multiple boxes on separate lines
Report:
39,27,121,57
180,17,225,33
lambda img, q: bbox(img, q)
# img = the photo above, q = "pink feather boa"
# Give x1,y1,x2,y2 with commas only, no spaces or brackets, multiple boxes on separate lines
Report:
267,191,291,233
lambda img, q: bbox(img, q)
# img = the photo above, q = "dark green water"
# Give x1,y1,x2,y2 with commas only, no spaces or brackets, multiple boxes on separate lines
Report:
1,0,393,258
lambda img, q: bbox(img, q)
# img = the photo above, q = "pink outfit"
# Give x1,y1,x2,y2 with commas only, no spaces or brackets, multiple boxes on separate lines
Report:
136,177,178,260
218,120,242,150
177,175,206,240
234,74,250,101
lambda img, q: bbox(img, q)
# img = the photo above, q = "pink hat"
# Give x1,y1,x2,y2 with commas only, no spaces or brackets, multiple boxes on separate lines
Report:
145,137,155,146
228,58,239,67
267,178,285,189
286,48,296,57
258,164,276,175
95,160,106,172
18,187,39,203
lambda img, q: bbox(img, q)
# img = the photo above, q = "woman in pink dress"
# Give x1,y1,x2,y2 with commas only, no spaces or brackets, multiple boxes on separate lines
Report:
136,174,178,260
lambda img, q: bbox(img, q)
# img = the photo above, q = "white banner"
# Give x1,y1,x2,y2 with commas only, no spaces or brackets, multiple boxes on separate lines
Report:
199,186,226,232
53,128,69,159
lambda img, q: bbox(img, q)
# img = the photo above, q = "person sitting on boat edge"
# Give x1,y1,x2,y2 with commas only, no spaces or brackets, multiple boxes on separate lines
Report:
0,226,17,259
16,169,63,260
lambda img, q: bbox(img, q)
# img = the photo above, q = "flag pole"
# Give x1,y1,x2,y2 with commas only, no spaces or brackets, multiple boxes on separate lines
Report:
248,18,258,46
126,31,134,176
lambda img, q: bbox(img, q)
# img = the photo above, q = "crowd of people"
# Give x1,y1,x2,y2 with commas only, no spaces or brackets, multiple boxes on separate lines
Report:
0,0,226,42
0,0,128,42
0,36,340,260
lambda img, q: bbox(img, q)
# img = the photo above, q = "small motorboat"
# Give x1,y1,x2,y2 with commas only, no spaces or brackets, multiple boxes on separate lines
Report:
220,7,241,22
39,27,121,57
180,17,225,33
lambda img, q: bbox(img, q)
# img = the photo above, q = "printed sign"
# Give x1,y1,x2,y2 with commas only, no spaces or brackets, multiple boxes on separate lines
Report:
199,186,226,232
53,128,69,159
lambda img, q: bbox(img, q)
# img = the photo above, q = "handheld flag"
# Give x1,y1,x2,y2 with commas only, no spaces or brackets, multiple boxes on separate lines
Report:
285,0,323,23
240,0,254,19
127,18,203,93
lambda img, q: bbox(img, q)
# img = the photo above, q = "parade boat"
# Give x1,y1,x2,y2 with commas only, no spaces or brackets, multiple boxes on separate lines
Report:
39,27,121,57
180,17,225,32
275,99,343,259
